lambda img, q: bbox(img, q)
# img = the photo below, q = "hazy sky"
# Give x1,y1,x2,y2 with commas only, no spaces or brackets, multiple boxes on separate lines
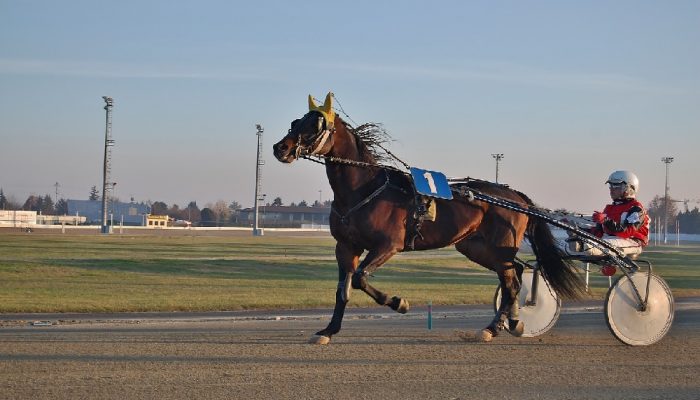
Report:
1,0,698,213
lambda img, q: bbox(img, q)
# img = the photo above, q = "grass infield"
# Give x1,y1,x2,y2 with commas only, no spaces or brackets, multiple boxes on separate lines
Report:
1,230,698,313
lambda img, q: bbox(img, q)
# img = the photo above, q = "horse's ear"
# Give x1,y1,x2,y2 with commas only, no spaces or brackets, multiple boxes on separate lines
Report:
308,94,318,111
321,92,335,125
322,92,333,110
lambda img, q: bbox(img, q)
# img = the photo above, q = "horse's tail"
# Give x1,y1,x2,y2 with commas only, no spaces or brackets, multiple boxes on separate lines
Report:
526,216,585,299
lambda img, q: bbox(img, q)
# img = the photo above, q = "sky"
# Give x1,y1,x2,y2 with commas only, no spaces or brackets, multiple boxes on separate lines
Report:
1,0,699,213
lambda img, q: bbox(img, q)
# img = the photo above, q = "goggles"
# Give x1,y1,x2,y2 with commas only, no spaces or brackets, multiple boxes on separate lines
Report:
608,182,626,189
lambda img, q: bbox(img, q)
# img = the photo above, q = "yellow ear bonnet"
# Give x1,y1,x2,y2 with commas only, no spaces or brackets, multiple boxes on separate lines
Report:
307,92,335,126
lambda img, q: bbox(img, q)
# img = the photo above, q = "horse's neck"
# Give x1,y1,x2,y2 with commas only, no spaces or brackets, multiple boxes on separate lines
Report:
325,125,379,203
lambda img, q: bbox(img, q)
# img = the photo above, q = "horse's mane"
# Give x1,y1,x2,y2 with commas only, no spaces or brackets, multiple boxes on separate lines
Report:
341,119,393,165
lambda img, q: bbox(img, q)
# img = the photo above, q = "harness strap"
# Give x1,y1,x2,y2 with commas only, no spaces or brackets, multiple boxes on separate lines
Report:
332,170,391,224
296,128,334,159
309,129,332,155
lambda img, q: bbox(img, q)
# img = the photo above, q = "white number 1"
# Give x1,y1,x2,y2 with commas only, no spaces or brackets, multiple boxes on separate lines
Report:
423,172,437,193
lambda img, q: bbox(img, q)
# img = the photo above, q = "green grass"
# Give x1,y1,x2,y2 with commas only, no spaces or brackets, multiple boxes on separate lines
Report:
1,232,698,313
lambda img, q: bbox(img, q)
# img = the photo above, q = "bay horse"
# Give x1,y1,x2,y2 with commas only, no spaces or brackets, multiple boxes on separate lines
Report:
273,93,583,344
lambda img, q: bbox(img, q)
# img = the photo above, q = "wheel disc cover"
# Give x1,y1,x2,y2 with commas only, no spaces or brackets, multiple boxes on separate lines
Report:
496,271,561,337
605,273,674,346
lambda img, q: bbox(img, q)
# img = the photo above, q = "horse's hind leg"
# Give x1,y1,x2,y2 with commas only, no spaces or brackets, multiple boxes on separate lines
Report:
455,237,523,341
351,245,409,314
494,268,524,335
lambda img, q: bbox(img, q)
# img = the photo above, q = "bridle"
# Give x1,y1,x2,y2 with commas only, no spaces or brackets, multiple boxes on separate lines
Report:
291,112,334,160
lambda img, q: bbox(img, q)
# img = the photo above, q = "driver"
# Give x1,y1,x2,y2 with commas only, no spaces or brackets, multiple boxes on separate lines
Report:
571,170,650,257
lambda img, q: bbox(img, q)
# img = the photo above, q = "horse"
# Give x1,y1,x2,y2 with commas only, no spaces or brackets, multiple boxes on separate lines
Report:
273,92,583,344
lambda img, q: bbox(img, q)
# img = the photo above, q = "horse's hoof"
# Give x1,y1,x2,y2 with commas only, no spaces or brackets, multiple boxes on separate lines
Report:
309,335,331,345
397,298,409,314
508,319,525,337
390,296,410,314
479,329,494,343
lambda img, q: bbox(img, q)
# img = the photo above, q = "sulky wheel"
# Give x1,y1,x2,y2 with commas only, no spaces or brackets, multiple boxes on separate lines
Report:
494,270,561,337
605,272,674,346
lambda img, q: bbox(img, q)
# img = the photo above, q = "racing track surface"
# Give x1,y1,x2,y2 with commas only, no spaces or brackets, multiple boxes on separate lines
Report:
1,298,699,400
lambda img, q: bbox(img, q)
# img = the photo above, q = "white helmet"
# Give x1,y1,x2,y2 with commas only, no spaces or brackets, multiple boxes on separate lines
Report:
605,170,639,197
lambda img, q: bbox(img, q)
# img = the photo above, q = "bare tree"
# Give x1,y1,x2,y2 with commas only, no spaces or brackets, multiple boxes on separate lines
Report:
229,201,241,211
211,200,230,226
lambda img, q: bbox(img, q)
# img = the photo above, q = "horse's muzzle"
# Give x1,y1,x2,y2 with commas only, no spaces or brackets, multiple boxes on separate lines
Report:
273,141,296,163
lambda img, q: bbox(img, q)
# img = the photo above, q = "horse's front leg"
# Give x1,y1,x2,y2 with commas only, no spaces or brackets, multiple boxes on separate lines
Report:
351,244,409,314
311,242,361,345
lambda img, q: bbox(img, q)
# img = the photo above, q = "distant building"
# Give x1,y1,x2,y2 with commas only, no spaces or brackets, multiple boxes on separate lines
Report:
0,210,86,226
143,215,191,228
66,200,150,225
146,214,169,228
238,205,330,228
0,210,37,227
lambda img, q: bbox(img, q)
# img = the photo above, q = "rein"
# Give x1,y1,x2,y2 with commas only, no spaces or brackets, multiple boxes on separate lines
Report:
300,154,407,174
451,184,633,268
300,155,409,225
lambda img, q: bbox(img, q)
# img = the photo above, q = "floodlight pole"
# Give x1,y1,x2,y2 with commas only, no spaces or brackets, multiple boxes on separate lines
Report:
491,154,504,183
101,96,115,234
253,124,265,236
661,156,674,244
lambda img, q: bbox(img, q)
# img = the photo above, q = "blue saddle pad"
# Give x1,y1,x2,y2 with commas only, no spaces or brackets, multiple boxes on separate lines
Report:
410,167,453,200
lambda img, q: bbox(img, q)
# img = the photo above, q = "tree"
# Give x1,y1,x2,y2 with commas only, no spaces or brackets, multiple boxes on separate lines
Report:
41,194,54,215
185,201,201,223
151,201,168,215
677,207,700,234
55,198,69,215
298,200,308,207
272,197,283,206
647,195,679,233
0,192,20,210
167,204,181,219
22,195,42,211
89,186,100,201
228,201,242,224
200,208,216,227
0,188,7,210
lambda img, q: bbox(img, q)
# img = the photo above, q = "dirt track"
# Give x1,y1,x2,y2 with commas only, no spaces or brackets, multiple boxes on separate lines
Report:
1,302,699,400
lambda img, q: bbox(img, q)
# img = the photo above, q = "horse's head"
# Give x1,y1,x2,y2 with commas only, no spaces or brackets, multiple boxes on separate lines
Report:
273,92,336,163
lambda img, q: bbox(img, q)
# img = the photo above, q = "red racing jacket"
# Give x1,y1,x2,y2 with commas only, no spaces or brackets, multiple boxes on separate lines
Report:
591,198,650,246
